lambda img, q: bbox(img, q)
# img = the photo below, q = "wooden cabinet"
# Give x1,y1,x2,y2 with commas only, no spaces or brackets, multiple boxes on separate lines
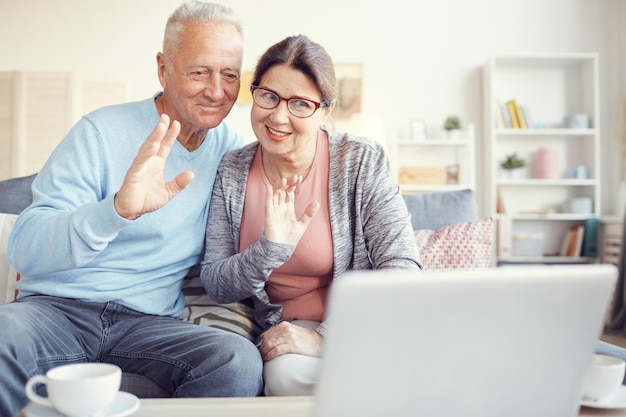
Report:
0,72,125,180
483,54,600,264
602,217,623,267
600,217,622,325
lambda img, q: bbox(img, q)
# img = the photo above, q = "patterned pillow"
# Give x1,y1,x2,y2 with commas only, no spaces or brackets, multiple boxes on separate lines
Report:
179,265,261,342
415,217,493,270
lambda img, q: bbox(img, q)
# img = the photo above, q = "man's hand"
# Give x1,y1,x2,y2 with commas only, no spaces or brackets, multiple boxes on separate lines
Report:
259,321,323,361
263,175,319,245
114,114,194,220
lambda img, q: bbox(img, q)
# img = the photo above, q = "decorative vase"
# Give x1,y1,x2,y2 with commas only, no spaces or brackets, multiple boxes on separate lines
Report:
504,168,523,180
533,148,560,179
445,129,461,139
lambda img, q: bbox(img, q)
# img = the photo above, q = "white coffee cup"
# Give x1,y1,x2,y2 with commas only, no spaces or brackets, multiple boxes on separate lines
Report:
582,354,625,404
25,363,121,417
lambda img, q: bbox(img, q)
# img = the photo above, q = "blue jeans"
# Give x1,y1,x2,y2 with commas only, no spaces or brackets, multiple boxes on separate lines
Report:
0,295,263,417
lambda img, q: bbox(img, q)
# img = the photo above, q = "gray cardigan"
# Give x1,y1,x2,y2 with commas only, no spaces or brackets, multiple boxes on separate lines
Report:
200,131,421,335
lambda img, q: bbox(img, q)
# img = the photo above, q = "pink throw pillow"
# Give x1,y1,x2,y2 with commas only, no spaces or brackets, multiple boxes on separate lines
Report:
414,217,493,270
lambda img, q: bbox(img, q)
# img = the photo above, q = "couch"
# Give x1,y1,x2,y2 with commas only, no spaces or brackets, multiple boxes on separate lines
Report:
0,173,501,397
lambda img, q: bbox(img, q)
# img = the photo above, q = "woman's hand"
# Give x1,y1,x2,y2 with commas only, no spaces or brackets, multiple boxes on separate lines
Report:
259,321,323,361
263,175,319,245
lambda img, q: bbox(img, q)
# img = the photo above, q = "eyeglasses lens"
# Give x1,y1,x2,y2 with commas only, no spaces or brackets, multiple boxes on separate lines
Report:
251,88,318,118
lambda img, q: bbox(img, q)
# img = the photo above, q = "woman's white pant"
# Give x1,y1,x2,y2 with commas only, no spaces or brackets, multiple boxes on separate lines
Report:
263,320,321,396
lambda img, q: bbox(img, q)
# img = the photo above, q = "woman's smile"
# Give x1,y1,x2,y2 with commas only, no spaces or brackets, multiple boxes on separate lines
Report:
266,125,291,142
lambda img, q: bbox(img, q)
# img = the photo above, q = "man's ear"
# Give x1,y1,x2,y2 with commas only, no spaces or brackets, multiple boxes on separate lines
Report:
156,52,166,87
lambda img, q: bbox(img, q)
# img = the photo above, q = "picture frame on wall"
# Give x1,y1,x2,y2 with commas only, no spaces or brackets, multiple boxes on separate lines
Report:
333,63,363,125
236,71,254,104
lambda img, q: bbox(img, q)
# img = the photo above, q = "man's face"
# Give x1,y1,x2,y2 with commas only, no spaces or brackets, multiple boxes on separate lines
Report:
157,21,243,131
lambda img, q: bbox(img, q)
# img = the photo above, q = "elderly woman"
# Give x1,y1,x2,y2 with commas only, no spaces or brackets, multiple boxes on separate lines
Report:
200,34,421,396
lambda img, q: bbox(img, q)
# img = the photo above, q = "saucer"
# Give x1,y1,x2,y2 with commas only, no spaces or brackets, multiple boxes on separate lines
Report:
581,385,626,409
24,391,139,417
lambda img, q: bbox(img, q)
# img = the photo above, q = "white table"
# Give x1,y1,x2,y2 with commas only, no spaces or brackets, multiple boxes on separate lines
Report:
131,397,626,417
17,395,626,417
129,396,312,417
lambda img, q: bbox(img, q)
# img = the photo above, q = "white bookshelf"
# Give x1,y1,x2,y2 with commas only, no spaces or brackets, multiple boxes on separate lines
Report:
394,124,476,194
483,54,600,264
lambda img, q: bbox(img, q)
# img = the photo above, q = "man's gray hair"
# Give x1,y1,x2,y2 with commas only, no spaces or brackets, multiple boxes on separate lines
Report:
163,1,242,55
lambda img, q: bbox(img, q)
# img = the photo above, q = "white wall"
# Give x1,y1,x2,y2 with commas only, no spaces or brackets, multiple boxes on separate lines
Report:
1,0,623,216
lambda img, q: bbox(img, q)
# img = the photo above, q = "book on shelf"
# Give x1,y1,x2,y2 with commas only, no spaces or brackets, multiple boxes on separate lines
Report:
507,99,527,129
559,228,572,257
503,99,534,129
572,224,585,258
520,105,533,129
497,216,512,260
496,190,505,214
559,224,585,258
566,226,578,257
512,99,526,128
497,99,511,128
581,218,599,258
506,100,520,128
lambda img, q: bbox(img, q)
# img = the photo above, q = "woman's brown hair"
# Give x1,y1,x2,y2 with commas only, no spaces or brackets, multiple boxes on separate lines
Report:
252,35,336,107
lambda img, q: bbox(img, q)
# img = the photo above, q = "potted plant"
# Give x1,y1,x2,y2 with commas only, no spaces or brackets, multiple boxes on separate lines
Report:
501,152,526,178
443,115,461,139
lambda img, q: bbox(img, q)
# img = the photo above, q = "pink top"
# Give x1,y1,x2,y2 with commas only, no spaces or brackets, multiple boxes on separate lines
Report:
239,136,333,322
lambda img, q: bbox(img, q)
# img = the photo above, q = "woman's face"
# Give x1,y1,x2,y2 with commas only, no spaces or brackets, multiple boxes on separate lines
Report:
251,64,330,160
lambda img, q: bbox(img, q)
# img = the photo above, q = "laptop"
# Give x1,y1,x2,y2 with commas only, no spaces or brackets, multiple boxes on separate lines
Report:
312,264,617,417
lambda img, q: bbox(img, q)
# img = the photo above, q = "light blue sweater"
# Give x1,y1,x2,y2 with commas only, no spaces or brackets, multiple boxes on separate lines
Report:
8,94,243,317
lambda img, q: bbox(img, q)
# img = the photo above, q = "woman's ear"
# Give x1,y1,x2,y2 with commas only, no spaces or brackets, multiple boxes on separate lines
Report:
321,100,336,127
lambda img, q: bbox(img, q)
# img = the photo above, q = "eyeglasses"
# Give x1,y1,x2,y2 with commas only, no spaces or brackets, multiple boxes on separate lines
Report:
250,85,328,118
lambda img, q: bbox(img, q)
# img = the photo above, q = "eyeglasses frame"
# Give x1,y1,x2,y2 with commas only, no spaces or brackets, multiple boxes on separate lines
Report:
249,85,328,119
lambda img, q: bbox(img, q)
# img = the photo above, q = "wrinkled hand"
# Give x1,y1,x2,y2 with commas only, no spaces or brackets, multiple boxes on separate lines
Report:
259,321,323,361
263,175,319,245
114,114,195,220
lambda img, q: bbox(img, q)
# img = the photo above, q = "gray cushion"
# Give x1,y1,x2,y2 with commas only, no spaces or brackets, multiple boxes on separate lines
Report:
0,174,36,214
402,189,478,231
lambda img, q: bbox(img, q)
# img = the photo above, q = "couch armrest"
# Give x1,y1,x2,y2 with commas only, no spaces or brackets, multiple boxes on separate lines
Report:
0,174,37,214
